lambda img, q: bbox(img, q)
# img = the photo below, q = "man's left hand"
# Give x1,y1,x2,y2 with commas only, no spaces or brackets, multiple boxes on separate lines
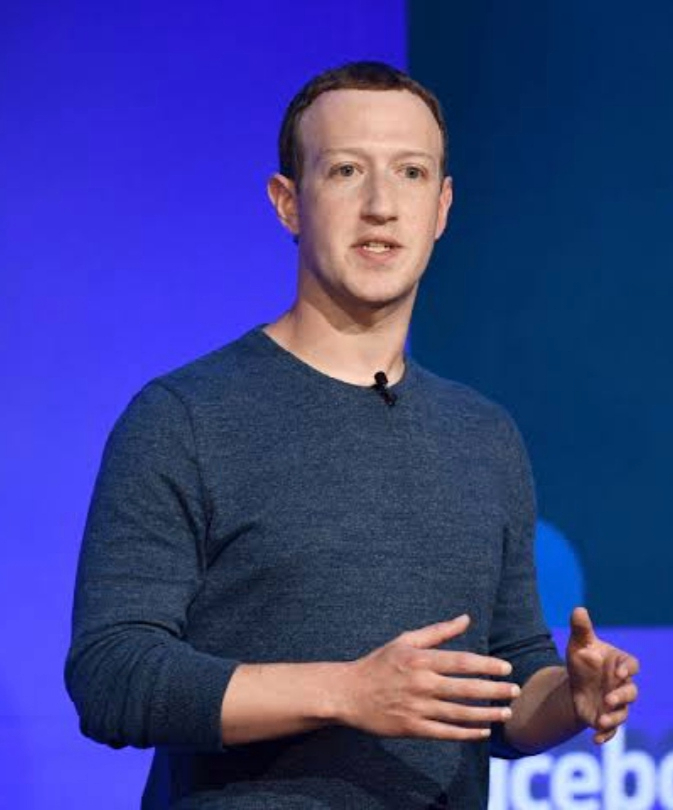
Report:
566,606,639,744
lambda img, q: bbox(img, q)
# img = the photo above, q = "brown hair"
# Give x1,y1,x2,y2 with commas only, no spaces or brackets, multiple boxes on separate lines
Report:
278,61,448,184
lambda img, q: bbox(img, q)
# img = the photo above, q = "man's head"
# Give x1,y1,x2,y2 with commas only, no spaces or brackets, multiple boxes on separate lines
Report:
268,61,452,316
278,61,448,185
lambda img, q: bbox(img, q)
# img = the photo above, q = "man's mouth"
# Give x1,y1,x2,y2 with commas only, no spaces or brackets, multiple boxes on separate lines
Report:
361,242,394,254
354,239,402,255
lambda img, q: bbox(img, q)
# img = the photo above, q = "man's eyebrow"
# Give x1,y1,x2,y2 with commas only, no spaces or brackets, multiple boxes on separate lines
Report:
317,147,438,164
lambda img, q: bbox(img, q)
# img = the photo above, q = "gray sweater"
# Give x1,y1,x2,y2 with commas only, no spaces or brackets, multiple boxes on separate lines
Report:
65,326,561,809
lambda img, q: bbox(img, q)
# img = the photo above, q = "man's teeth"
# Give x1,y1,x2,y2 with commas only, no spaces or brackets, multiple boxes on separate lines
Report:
361,242,393,253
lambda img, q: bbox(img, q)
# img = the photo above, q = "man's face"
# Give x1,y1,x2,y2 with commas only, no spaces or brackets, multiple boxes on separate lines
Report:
277,88,452,313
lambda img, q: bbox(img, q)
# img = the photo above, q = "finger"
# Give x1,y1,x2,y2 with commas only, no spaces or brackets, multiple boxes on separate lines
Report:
400,614,471,649
597,708,629,731
409,719,492,742
437,676,521,703
570,606,597,645
606,682,638,709
594,728,617,745
426,700,513,726
430,649,513,678
574,646,603,667
616,654,640,680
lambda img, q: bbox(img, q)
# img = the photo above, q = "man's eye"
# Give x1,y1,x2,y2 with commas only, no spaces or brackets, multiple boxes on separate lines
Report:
331,164,356,177
403,166,425,180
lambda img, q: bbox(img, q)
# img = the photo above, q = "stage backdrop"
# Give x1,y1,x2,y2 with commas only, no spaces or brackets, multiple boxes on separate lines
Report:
2,0,671,807
0,2,405,806
410,0,673,628
409,3,673,807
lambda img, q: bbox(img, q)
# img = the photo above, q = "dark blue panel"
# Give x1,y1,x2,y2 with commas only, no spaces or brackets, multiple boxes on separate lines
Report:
409,0,673,626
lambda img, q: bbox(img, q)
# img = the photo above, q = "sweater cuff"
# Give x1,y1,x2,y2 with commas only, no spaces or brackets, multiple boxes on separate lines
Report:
154,651,241,752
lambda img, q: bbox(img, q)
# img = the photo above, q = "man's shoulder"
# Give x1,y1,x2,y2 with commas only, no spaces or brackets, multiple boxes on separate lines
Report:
150,326,267,401
111,327,268,434
412,361,512,427
411,363,529,467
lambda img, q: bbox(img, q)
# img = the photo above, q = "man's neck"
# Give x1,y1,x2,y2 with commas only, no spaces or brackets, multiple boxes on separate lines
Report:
263,298,412,387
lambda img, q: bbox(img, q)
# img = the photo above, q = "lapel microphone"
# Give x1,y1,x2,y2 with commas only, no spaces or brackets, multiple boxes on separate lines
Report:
373,371,397,407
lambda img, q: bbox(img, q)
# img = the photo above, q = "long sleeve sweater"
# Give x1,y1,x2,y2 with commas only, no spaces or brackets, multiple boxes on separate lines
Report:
65,326,561,809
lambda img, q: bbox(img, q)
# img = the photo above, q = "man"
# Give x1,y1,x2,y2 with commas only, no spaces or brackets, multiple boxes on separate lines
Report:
66,62,638,809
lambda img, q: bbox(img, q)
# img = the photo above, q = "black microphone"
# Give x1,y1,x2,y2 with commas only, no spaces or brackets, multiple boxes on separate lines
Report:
372,371,397,407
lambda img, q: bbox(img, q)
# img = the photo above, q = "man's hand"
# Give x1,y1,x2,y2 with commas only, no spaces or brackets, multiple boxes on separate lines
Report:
338,614,520,741
567,606,639,745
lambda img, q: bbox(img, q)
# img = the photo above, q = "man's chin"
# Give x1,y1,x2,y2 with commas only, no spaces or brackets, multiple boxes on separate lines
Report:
339,284,419,317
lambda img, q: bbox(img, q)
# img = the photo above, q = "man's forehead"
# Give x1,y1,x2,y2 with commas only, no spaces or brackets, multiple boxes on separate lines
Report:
298,88,443,157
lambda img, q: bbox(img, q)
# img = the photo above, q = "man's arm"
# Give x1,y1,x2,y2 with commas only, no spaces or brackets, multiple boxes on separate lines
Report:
220,615,521,745
219,609,640,751
65,382,239,750
220,661,344,744
501,666,582,754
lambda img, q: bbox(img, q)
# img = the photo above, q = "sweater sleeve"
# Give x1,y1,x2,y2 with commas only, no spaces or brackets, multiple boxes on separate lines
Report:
64,381,239,751
488,411,564,759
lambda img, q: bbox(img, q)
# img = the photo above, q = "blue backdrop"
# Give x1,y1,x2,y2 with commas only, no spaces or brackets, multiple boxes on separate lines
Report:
410,0,673,627
2,1,671,807
408,5,673,804
0,2,404,805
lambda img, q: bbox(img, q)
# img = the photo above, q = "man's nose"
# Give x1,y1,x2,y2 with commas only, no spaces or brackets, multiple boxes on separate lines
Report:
361,174,397,222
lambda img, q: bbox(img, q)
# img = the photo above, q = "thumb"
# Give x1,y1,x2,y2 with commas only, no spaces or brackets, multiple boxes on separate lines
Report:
570,606,597,646
401,614,470,649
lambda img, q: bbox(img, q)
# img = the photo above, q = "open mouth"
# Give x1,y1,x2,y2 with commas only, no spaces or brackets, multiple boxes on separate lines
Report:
360,242,395,254
354,239,402,256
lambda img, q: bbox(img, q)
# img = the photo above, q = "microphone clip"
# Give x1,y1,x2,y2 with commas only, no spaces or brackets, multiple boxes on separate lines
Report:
373,371,397,407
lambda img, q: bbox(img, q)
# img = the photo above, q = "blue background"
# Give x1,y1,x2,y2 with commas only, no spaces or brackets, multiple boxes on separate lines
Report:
410,0,673,626
2,0,671,806
1,1,404,804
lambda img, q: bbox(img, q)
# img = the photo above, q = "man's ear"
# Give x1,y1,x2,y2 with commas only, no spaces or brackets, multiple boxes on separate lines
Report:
267,173,300,236
434,175,453,240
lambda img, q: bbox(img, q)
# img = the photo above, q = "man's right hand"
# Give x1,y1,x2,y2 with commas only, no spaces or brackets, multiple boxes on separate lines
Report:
337,614,520,740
